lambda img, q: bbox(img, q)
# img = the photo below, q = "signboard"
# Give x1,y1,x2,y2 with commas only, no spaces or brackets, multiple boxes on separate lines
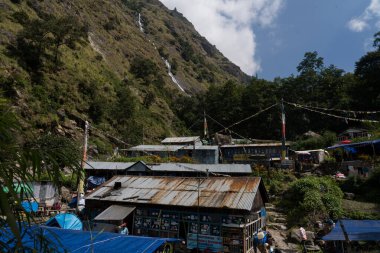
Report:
281,159,294,168
187,233,223,252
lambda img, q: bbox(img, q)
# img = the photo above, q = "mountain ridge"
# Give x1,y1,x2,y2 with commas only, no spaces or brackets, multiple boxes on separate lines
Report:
0,0,250,151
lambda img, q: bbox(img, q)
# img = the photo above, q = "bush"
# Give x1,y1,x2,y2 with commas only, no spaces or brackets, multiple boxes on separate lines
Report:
11,11,29,24
130,57,159,84
281,176,343,226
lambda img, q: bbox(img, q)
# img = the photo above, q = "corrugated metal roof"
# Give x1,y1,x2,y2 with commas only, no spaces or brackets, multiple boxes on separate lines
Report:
221,142,290,148
161,136,200,144
94,205,135,221
86,176,262,211
183,146,218,150
149,163,251,174
128,145,185,152
84,162,135,170
323,220,380,241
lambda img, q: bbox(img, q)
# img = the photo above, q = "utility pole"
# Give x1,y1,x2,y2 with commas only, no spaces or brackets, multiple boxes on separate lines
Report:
203,110,209,141
281,99,286,161
77,120,89,212
197,176,200,253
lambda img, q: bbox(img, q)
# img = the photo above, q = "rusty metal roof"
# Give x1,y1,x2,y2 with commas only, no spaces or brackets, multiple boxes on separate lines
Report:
149,163,251,174
86,176,263,211
84,162,135,170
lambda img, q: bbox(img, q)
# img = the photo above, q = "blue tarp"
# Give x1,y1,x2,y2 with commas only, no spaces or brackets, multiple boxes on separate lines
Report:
86,176,106,189
327,139,380,155
21,201,38,213
45,213,83,230
323,220,380,241
0,226,179,253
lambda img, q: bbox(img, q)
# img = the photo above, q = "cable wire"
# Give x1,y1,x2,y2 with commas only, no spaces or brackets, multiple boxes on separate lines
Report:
284,101,379,123
287,102,380,114
225,103,278,129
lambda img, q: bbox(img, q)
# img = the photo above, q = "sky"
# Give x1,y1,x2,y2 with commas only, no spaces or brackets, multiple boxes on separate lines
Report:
159,0,380,80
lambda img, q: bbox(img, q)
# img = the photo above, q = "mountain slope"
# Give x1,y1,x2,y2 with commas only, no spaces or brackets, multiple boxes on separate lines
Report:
0,0,250,151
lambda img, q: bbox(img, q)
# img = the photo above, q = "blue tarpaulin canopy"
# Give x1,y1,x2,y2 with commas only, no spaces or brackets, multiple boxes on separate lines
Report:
323,220,380,241
0,226,179,253
327,139,380,155
45,213,83,230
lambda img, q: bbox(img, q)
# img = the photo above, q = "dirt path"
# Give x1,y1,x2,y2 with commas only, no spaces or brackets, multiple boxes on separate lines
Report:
266,203,299,253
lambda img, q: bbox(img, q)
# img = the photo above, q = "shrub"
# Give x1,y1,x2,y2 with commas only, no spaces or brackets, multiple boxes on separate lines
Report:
281,176,343,226
130,57,159,84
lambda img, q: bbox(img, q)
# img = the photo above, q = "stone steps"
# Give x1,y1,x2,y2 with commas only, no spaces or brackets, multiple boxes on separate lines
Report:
266,203,295,252
267,222,288,231
272,217,287,223
267,211,286,219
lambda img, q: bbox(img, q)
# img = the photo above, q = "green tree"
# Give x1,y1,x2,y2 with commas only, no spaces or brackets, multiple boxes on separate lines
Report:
373,31,380,51
0,97,81,250
282,177,343,226
16,15,86,71
297,51,324,75
130,57,159,84
112,86,137,124
46,15,87,65
354,50,380,109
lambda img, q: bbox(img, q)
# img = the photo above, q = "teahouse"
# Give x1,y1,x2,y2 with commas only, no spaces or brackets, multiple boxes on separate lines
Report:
85,176,268,253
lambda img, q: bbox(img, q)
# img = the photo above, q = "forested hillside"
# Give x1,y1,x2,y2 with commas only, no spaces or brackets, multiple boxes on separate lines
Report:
0,0,249,150
0,0,379,154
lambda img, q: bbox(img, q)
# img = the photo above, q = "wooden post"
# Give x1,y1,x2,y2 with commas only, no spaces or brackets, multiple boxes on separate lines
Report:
77,120,89,211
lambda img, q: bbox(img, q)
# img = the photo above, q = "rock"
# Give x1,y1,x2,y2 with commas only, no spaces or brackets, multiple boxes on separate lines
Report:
290,228,315,243
290,228,302,243
88,144,99,156
268,223,287,231
57,109,66,120
306,244,321,252
273,217,287,223
55,124,65,135
344,192,355,200
60,186,72,203
62,119,77,129
306,231,315,241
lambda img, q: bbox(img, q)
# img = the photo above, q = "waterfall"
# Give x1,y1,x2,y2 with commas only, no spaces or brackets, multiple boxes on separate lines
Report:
164,58,185,92
138,13,144,33
136,13,185,93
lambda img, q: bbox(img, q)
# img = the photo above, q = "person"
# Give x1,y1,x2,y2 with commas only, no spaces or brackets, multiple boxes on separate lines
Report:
253,231,268,253
299,226,307,253
119,221,129,235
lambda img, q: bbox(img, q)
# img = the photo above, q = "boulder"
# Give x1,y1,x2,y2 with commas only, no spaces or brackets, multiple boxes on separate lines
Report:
344,192,355,200
290,228,314,243
60,186,72,203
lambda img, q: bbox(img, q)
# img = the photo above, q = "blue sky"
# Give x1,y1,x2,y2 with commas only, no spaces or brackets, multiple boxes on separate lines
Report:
255,0,378,80
159,0,380,80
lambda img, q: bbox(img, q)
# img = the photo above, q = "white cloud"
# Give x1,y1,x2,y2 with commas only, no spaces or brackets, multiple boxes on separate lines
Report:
348,0,380,32
348,19,368,32
158,0,284,76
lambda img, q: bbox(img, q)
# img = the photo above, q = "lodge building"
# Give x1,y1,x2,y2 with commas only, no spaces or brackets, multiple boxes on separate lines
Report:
85,175,268,253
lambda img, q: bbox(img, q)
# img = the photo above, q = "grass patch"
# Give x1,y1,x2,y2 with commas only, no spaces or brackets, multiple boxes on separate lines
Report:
342,199,380,219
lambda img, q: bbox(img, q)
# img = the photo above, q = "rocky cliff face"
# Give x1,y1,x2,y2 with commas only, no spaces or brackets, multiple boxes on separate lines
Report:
0,0,250,150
